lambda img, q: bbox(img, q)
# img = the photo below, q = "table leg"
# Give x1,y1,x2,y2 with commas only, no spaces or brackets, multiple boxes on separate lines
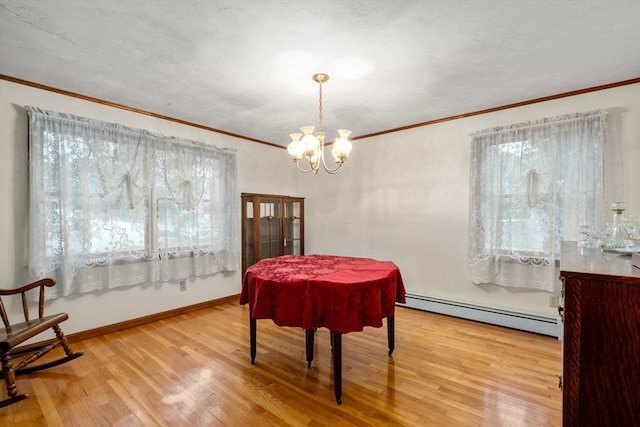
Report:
331,331,342,404
250,313,256,364
305,329,314,367
387,315,395,355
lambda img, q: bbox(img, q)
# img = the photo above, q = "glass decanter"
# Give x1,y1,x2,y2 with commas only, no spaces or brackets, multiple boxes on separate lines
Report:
602,201,629,252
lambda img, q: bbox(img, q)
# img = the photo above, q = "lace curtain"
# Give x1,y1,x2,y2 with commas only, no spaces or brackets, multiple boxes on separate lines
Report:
27,107,239,299
467,110,608,292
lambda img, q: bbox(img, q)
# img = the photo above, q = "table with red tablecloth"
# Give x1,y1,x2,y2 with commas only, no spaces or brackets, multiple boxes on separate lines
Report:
240,254,406,403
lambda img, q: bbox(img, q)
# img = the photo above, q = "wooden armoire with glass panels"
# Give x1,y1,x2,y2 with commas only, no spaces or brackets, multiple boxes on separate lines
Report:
241,193,304,274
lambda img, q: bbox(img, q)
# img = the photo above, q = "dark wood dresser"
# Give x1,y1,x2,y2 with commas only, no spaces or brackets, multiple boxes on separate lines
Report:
560,241,640,427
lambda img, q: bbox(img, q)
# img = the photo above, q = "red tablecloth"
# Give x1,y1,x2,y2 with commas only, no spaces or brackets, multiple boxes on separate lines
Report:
240,255,406,334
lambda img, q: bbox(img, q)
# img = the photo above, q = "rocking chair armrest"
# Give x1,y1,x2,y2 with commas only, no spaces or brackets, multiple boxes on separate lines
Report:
0,278,57,296
0,279,57,325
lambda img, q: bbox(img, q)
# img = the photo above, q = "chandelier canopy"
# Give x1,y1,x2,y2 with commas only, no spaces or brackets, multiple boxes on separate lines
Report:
287,73,353,174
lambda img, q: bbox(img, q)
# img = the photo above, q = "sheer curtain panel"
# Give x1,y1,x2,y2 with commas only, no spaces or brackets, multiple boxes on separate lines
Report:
27,107,239,299
467,111,608,292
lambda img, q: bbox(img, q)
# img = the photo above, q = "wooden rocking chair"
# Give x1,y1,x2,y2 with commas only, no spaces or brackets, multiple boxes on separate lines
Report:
0,278,83,408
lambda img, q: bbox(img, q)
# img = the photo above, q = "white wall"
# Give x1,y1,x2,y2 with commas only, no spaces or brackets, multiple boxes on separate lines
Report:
1,78,638,334
300,83,640,319
0,79,297,334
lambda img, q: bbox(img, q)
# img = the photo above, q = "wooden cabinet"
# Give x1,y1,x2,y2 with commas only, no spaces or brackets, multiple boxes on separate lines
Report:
559,241,640,427
241,193,304,274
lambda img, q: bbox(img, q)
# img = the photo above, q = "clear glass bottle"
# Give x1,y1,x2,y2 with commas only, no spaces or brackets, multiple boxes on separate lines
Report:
602,201,629,251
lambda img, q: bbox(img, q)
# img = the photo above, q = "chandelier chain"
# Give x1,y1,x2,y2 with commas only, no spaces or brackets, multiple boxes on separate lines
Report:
318,81,323,132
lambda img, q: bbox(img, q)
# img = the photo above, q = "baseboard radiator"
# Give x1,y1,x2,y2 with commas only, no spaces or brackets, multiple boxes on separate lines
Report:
402,293,559,338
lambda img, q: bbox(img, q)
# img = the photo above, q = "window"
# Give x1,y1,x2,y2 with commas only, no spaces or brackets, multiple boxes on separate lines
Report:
467,111,608,292
27,107,239,299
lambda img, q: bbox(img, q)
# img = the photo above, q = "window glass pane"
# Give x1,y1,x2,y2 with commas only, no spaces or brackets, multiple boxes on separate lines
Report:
88,202,147,255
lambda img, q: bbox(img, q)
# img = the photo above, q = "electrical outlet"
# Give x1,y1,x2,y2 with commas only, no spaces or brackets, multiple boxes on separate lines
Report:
549,294,559,308
180,280,187,291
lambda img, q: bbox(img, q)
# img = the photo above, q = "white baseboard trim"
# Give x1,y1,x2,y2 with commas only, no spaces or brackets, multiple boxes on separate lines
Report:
402,293,559,338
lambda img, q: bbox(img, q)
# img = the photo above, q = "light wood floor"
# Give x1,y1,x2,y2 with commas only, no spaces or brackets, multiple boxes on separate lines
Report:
0,302,562,426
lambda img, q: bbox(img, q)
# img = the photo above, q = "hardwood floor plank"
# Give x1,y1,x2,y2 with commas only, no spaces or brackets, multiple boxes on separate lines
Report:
0,303,561,426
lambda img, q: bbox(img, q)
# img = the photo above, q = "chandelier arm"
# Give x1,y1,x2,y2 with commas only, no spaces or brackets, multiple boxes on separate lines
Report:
318,138,344,173
310,160,319,174
323,162,344,174
294,160,316,174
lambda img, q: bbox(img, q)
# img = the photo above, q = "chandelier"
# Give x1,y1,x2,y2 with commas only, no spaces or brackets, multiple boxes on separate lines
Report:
287,73,353,174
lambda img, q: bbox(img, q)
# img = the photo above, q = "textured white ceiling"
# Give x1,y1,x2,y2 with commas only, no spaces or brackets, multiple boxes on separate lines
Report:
1,0,639,146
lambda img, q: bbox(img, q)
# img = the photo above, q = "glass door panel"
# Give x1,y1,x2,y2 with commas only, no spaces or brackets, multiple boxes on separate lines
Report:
259,199,281,259
243,200,255,268
283,200,302,255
